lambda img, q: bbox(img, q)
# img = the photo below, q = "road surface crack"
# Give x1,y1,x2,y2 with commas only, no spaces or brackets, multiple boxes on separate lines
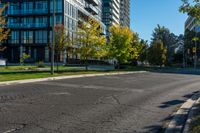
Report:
3,123,27,133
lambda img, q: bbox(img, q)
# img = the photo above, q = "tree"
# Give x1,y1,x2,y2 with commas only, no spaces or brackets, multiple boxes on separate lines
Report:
76,18,106,70
152,25,178,65
130,32,143,60
183,30,200,66
147,40,167,67
20,53,30,66
138,39,149,63
0,3,10,48
54,24,72,72
108,25,134,69
171,34,184,65
129,33,147,66
179,0,200,20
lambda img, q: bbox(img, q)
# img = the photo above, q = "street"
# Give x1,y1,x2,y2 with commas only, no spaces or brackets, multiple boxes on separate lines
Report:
0,72,200,133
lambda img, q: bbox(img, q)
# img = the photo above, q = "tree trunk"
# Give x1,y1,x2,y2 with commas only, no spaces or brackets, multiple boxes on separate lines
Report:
117,61,121,70
117,63,120,70
85,57,88,71
56,52,59,72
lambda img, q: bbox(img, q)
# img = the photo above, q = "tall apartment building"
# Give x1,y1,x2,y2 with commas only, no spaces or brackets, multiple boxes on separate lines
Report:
0,0,104,63
185,16,200,32
102,0,130,35
120,0,130,27
102,0,120,35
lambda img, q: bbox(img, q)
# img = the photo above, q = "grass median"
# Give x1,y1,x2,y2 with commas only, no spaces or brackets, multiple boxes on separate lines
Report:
0,70,115,82
0,65,148,82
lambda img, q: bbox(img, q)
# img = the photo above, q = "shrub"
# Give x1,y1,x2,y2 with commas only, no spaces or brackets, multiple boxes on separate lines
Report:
37,61,45,68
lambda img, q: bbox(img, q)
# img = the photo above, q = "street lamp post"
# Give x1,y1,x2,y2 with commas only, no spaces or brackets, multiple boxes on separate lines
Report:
194,38,197,69
51,0,55,75
182,41,185,68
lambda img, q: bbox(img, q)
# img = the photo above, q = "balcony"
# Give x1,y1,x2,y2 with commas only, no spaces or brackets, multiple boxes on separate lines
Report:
7,23,48,28
85,4,98,15
8,9,48,15
85,0,99,6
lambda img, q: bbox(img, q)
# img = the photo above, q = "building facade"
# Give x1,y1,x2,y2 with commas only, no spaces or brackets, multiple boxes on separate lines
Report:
0,0,104,63
102,0,130,35
120,0,130,27
185,16,200,32
102,0,120,35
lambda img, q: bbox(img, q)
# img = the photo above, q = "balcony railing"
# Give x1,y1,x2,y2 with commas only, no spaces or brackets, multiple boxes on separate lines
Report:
7,23,48,28
85,4,98,15
8,9,48,15
85,0,99,6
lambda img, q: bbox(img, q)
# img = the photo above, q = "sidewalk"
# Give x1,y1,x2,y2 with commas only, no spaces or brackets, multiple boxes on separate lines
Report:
165,92,200,133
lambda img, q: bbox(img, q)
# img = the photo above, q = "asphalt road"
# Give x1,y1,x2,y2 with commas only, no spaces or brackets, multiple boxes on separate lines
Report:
0,72,200,133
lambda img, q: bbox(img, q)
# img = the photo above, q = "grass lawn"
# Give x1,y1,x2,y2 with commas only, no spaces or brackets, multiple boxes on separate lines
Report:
0,71,113,82
0,66,38,72
0,65,148,82
189,104,200,133
0,65,85,72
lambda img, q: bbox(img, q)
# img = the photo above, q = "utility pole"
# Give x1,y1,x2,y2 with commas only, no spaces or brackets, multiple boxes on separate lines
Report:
51,0,55,75
183,41,185,68
194,37,197,69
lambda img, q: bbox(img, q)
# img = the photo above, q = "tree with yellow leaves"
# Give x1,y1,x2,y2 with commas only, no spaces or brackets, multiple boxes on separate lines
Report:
0,3,10,45
108,25,136,69
76,18,106,70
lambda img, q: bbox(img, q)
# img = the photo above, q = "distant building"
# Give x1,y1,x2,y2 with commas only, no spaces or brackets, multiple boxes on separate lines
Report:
102,0,130,35
0,0,105,63
185,16,200,32
0,0,131,63
102,0,120,35
120,0,130,27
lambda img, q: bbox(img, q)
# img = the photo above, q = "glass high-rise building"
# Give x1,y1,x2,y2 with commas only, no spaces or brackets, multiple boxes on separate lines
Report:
102,0,130,35
102,0,120,35
185,16,200,32
0,0,104,63
120,0,130,27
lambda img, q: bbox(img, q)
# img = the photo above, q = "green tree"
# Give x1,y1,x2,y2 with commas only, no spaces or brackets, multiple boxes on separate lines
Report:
108,25,134,69
138,39,149,63
147,40,167,67
54,24,72,72
152,25,178,65
20,53,30,66
0,3,10,48
76,18,106,70
184,30,200,66
172,34,184,65
129,33,147,65
179,0,200,20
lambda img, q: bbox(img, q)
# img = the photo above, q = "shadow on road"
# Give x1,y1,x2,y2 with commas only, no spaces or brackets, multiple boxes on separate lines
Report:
149,68,200,76
158,100,185,108
142,91,199,133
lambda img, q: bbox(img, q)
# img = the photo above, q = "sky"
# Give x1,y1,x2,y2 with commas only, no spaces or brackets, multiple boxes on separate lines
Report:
130,0,188,42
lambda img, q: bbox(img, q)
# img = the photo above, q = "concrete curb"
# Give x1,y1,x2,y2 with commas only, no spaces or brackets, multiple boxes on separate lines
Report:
164,92,200,133
0,71,147,86
182,96,200,133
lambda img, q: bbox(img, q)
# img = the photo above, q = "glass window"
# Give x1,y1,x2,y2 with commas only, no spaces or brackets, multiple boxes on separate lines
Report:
35,30,47,43
50,0,63,13
9,31,19,44
21,31,33,44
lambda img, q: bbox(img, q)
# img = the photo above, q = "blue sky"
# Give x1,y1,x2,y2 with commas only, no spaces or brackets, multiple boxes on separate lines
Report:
130,0,187,41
